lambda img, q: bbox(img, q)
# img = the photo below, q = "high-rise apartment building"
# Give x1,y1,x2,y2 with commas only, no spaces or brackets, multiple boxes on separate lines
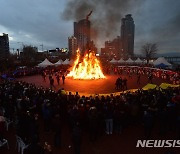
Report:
68,36,77,56
0,33,9,59
121,14,135,57
101,36,121,58
74,19,91,54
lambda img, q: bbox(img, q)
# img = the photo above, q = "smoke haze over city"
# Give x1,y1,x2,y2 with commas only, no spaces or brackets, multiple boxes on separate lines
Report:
0,0,180,54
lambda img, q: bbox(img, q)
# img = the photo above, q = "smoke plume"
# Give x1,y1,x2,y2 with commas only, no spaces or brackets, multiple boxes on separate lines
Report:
62,0,144,48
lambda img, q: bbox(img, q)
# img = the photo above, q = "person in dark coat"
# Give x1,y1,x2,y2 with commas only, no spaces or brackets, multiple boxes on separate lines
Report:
137,74,141,85
50,78,55,90
143,110,154,139
62,75,65,84
104,103,114,135
56,74,60,85
72,122,82,154
115,78,119,90
0,113,5,141
123,78,128,90
27,136,44,154
88,107,98,142
53,114,62,148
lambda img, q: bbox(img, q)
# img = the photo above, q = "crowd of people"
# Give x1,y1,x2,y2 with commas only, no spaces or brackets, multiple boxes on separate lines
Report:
0,79,179,154
1,64,179,85
115,77,128,90
106,66,179,84
41,70,66,90
0,64,179,154
0,65,69,80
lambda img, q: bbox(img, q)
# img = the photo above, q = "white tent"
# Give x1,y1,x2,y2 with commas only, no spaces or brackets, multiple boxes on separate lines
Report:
38,58,54,67
118,58,125,63
62,59,70,65
143,59,154,64
153,57,172,66
54,59,63,65
134,58,143,64
110,58,118,63
125,58,134,64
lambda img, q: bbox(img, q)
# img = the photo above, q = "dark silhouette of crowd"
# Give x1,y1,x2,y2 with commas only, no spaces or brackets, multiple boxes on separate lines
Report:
105,66,179,84
115,77,128,90
0,80,180,154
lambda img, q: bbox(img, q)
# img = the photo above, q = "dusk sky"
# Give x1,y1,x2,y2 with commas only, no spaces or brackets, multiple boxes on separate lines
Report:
0,0,180,55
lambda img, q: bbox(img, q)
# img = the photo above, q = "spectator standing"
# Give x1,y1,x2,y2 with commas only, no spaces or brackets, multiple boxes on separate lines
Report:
104,103,114,135
88,107,98,142
137,74,141,85
56,74,60,85
122,78,128,90
50,78,55,90
62,74,65,85
0,113,5,141
72,122,82,154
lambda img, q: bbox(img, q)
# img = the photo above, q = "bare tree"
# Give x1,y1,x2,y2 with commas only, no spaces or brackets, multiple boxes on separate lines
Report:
141,43,158,64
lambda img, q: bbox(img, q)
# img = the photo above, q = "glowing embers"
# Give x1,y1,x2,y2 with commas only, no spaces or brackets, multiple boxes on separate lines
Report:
67,49,106,80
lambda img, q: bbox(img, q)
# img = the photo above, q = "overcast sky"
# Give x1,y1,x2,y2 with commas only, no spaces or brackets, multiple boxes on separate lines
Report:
0,0,180,55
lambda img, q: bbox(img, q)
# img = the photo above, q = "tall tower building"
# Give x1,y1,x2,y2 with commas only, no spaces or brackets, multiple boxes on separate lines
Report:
68,36,77,56
0,33,9,59
74,19,91,54
101,36,121,58
121,14,135,57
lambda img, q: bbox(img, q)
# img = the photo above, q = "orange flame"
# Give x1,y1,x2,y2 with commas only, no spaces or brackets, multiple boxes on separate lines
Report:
67,49,106,79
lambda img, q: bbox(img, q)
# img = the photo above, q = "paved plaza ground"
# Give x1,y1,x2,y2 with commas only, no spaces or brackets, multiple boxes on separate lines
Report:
17,74,171,95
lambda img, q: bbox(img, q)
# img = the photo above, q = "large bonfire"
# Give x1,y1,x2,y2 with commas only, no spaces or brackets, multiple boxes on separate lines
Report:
67,49,106,79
